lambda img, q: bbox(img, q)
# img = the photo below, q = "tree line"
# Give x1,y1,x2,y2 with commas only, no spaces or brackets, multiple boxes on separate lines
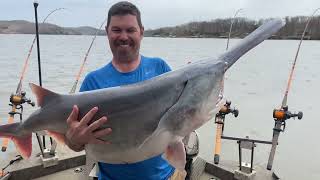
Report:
145,16,320,40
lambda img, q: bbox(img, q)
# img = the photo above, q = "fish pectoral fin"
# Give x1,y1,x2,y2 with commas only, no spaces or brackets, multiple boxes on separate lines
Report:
12,134,32,159
163,140,186,171
46,130,66,144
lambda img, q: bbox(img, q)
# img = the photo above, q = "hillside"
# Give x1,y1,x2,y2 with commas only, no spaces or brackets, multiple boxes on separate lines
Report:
0,20,105,35
145,16,320,40
2,16,320,39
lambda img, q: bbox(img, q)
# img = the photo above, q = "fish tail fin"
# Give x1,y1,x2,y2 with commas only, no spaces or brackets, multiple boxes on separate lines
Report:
0,123,32,158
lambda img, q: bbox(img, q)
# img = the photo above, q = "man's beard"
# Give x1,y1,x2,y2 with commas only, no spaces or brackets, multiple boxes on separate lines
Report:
113,40,139,63
115,49,139,63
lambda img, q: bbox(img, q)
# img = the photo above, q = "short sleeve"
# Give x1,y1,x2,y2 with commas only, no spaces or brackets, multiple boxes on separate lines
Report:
161,60,172,73
79,75,90,92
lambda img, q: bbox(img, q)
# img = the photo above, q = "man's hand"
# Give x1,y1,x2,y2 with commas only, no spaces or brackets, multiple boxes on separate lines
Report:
65,105,112,152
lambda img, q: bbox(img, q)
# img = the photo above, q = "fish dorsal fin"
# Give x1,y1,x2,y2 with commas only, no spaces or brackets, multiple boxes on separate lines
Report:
29,83,58,107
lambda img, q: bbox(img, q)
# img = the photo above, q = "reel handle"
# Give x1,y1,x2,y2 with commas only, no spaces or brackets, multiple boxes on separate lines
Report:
232,109,239,117
218,100,239,117
291,111,303,120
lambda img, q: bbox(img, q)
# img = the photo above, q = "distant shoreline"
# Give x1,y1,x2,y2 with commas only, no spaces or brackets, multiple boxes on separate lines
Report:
0,33,314,40
0,20,105,36
143,35,313,40
0,32,314,41
2,15,320,40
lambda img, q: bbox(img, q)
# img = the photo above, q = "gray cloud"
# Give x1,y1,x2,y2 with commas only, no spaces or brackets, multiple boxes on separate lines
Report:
1,0,319,29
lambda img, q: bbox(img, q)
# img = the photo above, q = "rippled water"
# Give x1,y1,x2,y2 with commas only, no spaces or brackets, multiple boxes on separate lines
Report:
0,34,319,179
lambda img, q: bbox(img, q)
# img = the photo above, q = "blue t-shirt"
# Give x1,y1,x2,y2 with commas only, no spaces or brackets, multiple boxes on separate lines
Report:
80,56,174,180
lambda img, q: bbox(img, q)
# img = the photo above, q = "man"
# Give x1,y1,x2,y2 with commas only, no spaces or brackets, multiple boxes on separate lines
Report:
64,1,186,180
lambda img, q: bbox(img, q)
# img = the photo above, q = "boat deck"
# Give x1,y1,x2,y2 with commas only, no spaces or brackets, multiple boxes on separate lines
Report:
0,142,86,180
1,142,277,180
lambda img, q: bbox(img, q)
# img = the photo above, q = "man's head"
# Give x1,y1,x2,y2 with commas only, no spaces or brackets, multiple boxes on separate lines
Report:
106,1,144,64
106,1,143,30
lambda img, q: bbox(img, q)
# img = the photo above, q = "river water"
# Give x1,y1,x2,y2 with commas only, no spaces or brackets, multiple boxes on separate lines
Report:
0,34,319,179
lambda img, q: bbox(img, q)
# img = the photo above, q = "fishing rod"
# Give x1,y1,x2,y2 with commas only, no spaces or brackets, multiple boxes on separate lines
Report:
213,8,242,165
1,6,65,153
70,0,112,93
16,7,66,94
0,155,22,178
69,17,107,94
33,0,46,153
213,101,238,164
226,8,243,51
266,8,320,170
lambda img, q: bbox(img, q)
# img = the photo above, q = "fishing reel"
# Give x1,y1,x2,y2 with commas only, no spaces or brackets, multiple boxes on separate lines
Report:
272,106,303,132
215,100,239,131
9,91,35,121
216,100,239,119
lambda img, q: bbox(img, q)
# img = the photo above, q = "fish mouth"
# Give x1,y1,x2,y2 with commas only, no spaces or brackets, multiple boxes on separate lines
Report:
208,94,226,118
215,97,226,109
215,90,225,106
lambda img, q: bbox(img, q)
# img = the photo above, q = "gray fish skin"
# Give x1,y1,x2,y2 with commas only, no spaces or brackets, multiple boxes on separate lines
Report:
0,19,284,168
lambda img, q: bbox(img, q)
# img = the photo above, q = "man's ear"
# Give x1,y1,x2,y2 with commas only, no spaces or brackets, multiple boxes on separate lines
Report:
140,26,144,36
140,26,144,37
105,26,109,35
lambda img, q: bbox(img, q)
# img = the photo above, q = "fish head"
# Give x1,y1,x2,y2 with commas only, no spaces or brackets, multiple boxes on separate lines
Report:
190,61,227,124
163,61,227,137
202,61,228,118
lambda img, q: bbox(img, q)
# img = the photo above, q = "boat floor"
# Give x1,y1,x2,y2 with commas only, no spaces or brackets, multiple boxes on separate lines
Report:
33,165,220,180
32,157,276,180
1,142,277,180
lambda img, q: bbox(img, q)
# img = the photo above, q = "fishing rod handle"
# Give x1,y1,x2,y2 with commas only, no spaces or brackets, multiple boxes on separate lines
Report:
214,123,223,164
267,122,282,170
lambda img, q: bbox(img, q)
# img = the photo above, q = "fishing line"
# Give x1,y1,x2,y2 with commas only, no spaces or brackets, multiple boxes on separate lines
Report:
69,17,108,94
69,0,113,93
16,8,66,94
281,8,320,108
267,8,319,170
226,8,243,51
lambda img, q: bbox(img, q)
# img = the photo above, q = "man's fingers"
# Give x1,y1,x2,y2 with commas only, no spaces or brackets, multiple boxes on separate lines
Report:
87,116,108,132
93,128,112,138
79,107,99,127
89,138,111,145
66,105,79,125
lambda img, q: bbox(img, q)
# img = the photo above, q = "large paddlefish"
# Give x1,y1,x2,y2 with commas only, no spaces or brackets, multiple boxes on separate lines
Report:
0,19,284,170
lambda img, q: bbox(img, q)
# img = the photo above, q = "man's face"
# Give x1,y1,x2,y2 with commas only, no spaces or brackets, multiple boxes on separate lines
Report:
106,14,144,63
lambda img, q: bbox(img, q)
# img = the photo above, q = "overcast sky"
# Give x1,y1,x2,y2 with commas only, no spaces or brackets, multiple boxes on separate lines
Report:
1,0,319,29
